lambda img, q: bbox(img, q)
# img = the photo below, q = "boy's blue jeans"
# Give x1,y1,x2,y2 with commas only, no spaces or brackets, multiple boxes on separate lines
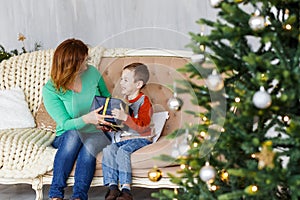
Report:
48,130,111,200
102,138,152,186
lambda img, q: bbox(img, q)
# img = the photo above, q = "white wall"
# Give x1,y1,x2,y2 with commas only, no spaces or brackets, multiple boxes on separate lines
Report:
0,0,218,51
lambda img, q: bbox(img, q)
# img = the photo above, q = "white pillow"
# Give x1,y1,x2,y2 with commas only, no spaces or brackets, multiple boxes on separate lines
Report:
0,87,36,130
151,111,169,143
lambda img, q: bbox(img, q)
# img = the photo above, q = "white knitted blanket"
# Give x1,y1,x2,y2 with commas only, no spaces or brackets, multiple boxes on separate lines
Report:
0,128,56,178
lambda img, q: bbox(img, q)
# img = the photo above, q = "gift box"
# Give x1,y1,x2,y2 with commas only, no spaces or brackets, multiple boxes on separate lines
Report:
90,96,128,130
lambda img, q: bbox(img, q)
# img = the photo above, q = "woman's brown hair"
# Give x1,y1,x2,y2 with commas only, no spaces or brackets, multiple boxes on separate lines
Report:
51,38,88,92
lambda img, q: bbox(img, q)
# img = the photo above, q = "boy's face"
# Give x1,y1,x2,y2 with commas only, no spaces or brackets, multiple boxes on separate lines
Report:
120,69,141,97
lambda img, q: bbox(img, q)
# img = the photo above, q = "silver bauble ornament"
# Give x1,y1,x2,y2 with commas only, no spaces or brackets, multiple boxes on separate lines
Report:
252,87,272,109
168,82,183,111
210,0,222,8
199,162,216,182
167,96,183,111
249,15,265,31
206,70,224,91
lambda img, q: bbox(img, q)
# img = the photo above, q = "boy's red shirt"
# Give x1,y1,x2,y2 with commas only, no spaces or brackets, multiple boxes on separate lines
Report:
123,92,153,136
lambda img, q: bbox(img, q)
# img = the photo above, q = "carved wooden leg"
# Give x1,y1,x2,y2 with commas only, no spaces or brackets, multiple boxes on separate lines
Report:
32,176,43,200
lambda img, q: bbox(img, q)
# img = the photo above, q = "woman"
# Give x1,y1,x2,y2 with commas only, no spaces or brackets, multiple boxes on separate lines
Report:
43,38,112,200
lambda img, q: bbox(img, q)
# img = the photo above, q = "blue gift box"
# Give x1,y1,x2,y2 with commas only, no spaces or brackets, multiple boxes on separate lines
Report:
90,96,128,130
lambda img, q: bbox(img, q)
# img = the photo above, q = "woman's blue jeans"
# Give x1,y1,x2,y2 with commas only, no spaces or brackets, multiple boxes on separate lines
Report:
102,138,151,186
48,130,111,200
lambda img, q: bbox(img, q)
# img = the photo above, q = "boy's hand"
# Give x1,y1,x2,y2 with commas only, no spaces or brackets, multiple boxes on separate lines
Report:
112,103,128,121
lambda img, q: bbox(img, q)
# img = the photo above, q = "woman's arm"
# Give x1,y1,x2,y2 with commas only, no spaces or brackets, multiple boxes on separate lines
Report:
98,76,111,97
43,85,86,131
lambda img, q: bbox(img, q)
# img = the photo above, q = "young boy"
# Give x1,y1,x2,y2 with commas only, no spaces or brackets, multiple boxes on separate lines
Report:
102,63,153,200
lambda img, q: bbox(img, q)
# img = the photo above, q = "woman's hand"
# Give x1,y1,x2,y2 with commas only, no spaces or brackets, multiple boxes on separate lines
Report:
111,103,128,121
82,106,113,126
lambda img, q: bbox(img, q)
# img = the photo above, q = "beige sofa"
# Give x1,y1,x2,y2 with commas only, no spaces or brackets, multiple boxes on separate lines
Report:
0,47,199,200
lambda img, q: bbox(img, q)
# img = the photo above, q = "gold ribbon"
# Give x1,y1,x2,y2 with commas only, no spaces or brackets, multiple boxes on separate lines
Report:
102,97,110,115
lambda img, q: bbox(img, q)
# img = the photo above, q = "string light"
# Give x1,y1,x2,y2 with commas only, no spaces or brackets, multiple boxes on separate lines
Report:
251,185,258,192
284,24,292,30
193,142,199,147
245,185,259,195
283,115,290,122
180,164,186,169
174,188,178,195
210,184,218,191
199,44,206,52
235,97,241,103
200,131,206,137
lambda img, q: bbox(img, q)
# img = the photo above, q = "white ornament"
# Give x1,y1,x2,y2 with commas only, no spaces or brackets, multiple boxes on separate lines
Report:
252,87,272,109
206,70,224,91
179,129,190,155
171,146,180,158
249,15,265,31
199,162,216,182
210,0,222,8
191,54,205,64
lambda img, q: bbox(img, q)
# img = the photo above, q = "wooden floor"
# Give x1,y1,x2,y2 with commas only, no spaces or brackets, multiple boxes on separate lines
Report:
0,184,162,200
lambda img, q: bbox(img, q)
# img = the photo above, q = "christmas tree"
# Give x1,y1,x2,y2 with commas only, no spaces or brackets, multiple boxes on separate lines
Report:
153,0,300,199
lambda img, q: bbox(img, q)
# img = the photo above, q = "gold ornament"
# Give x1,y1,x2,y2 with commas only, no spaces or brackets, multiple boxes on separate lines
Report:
253,141,275,169
220,169,229,182
148,166,163,182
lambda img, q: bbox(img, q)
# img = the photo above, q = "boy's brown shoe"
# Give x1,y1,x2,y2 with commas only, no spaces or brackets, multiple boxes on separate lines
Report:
105,189,121,200
116,192,133,200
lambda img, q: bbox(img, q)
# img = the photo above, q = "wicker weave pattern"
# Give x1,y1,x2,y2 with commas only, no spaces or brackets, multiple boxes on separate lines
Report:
0,50,54,117
0,128,56,178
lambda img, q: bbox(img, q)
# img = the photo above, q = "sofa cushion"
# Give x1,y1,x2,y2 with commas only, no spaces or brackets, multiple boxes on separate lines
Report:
0,87,36,130
35,103,56,132
151,111,169,143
